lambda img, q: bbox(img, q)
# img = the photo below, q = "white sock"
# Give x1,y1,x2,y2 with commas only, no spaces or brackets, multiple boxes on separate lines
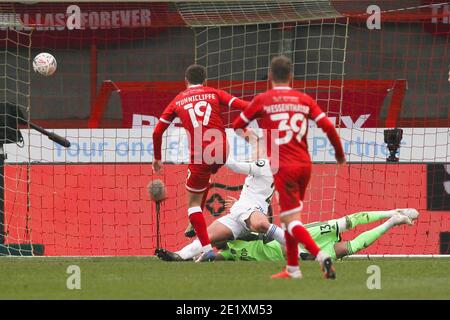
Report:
176,239,202,260
382,217,397,230
286,265,302,278
265,224,285,245
202,244,213,253
315,250,330,263
336,217,348,232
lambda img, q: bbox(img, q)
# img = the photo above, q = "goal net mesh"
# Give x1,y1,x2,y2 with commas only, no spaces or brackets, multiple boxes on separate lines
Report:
0,3,36,255
193,18,348,226
0,1,448,256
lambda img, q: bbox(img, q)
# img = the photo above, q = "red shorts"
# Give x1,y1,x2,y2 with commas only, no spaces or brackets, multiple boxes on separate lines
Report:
273,164,312,216
186,163,223,193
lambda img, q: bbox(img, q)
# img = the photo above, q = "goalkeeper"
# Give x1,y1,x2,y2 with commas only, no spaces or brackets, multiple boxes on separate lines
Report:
215,207,419,262
158,206,418,262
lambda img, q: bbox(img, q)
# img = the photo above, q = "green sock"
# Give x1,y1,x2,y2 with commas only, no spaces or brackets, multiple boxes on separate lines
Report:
345,211,392,229
346,222,391,255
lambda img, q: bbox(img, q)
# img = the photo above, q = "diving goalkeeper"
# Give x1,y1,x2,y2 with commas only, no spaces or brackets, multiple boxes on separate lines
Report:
215,208,419,262
158,207,418,262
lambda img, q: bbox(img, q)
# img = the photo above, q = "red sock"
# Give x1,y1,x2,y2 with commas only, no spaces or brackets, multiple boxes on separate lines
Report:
289,221,320,257
188,207,210,247
285,230,299,267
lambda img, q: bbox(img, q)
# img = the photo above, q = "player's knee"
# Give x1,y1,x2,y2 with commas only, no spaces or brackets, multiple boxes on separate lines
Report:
249,213,270,233
279,212,301,225
187,191,204,207
334,242,349,259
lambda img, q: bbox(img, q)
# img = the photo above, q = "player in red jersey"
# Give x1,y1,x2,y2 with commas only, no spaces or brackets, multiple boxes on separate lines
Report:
232,56,346,279
152,64,249,262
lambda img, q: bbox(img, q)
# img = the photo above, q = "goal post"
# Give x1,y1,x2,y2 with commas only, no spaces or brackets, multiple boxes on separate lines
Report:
0,1,448,257
0,4,45,256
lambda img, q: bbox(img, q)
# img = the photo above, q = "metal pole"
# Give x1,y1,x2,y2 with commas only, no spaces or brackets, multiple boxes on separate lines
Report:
155,201,161,249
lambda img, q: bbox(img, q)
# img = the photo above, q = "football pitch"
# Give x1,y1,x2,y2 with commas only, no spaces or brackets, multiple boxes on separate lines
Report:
0,257,448,300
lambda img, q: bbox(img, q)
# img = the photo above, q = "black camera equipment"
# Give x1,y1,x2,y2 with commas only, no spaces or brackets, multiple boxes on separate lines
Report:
384,128,403,163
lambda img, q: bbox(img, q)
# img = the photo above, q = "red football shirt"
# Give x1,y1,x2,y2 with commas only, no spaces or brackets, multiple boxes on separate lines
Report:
232,86,344,166
153,84,249,163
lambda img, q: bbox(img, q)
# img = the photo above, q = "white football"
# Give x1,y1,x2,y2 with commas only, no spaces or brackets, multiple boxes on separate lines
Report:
33,52,57,76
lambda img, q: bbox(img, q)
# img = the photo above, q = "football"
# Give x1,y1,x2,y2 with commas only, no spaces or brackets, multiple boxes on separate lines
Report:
32,52,57,76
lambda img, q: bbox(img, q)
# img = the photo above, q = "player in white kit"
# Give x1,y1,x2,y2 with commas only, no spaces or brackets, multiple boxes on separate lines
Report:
156,133,286,261
215,157,277,241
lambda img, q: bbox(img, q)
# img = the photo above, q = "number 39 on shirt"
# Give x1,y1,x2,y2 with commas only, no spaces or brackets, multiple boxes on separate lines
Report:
270,112,307,145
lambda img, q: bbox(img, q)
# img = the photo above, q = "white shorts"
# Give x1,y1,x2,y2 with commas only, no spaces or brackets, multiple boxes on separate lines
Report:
216,201,267,239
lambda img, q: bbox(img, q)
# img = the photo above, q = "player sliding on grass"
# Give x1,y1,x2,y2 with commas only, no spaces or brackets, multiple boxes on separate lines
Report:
168,208,419,263
152,64,249,262
232,55,346,279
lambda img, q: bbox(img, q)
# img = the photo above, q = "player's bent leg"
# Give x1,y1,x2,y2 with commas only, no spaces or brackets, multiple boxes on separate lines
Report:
187,192,211,251
245,211,285,245
337,208,419,232
276,213,301,278
245,211,270,233
207,220,235,245
171,220,234,261
333,242,350,259
270,229,304,279
282,213,321,257
337,210,392,232
281,212,336,280
176,220,234,261
184,184,213,238
269,212,304,279
186,191,215,262
345,214,412,256
272,166,334,279
185,164,218,262
176,240,202,260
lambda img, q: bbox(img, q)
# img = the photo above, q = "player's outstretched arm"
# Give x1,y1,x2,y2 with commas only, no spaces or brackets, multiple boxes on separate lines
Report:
216,89,249,111
225,158,253,175
232,95,263,130
225,157,269,176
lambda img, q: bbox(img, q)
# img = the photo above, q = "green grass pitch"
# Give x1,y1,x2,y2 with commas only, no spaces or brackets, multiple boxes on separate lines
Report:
0,257,448,299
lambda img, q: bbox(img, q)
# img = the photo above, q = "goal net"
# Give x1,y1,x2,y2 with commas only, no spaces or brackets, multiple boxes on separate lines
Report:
0,1,448,256
0,3,38,255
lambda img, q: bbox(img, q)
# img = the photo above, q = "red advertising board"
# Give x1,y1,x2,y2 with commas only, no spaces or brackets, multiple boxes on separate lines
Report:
115,79,402,129
4,163,448,256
